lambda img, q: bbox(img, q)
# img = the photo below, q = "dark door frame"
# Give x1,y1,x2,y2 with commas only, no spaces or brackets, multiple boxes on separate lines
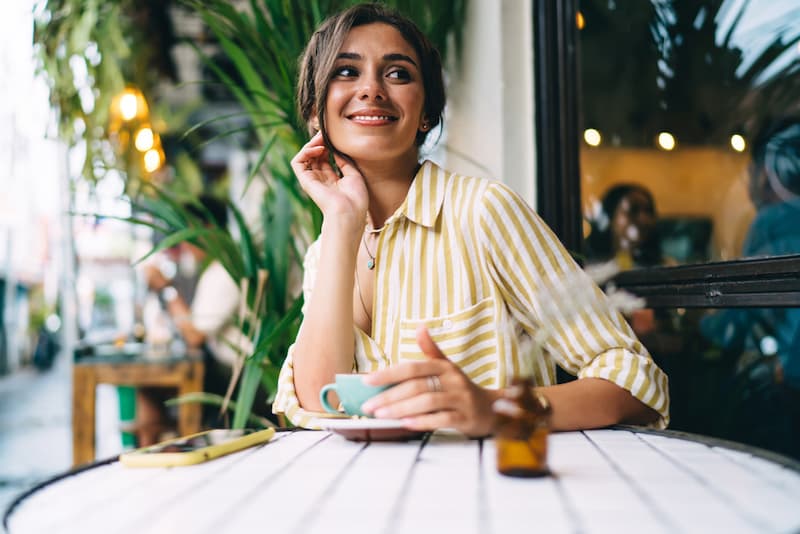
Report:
533,0,582,254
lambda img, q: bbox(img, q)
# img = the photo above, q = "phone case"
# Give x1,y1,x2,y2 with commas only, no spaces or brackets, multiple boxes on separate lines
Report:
119,428,276,468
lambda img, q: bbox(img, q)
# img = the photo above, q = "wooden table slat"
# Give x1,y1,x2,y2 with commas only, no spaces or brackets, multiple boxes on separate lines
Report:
638,433,799,532
305,439,426,534
136,431,328,534
214,432,370,534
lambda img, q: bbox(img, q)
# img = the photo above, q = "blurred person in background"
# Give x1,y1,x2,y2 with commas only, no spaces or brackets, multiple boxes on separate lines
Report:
136,194,249,446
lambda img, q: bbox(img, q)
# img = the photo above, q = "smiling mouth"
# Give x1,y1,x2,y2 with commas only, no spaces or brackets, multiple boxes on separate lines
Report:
347,112,398,124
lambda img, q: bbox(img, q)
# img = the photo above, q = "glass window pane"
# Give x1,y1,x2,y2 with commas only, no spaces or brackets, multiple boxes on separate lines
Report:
578,0,800,269
661,305,800,457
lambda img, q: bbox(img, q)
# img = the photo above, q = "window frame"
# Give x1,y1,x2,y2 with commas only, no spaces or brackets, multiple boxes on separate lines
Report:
532,0,800,309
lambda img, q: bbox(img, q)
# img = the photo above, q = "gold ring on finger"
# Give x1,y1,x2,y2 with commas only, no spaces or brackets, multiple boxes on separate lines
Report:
427,375,443,393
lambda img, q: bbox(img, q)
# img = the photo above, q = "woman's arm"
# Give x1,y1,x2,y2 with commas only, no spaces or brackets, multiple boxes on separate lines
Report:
289,134,369,410
538,378,660,430
291,219,361,409
362,328,659,436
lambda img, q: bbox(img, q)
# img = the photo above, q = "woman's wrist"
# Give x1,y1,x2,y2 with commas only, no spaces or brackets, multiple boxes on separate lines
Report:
322,213,365,235
321,216,364,253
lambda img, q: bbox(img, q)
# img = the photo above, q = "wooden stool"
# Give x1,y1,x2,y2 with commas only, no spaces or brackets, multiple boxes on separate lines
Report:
72,354,204,466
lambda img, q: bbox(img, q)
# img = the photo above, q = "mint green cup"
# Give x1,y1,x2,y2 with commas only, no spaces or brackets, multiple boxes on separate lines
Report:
319,374,391,417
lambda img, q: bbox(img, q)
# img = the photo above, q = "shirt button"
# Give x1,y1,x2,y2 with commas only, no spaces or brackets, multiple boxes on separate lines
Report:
442,319,453,330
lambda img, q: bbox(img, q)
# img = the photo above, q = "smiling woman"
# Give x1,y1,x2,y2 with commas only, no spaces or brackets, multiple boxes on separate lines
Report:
272,3,670,438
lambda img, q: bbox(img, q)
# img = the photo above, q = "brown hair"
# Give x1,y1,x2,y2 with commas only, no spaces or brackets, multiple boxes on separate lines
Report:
296,3,445,148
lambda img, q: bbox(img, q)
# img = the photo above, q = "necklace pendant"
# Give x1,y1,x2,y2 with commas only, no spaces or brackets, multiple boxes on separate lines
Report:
367,259,375,270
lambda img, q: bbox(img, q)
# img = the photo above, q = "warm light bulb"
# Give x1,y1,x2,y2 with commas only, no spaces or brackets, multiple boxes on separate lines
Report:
144,149,162,172
584,128,602,147
576,11,585,30
119,93,138,121
134,127,154,152
657,132,676,151
730,134,746,152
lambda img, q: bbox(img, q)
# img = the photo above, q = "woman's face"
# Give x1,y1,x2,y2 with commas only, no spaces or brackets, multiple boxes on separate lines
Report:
323,23,426,165
611,189,656,253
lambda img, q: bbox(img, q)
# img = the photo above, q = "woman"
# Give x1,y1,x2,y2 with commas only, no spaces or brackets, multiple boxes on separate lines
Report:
273,3,668,436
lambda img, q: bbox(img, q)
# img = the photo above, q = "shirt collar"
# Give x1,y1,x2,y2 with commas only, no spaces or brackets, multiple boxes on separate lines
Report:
396,160,446,228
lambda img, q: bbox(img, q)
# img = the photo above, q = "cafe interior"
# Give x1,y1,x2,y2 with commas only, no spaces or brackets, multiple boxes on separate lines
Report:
1,0,799,514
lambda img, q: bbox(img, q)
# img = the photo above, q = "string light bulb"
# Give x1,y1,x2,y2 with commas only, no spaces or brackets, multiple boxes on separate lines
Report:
576,11,585,30
657,132,676,151
583,128,602,147
134,127,154,152
143,148,163,173
730,134,746,152
119,92,138,121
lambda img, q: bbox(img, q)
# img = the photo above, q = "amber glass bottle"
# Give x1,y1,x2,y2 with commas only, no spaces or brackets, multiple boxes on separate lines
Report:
493,377,552,477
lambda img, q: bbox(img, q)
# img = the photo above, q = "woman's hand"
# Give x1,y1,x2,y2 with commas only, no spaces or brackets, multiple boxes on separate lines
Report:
291,132,368,223
361,326,501,437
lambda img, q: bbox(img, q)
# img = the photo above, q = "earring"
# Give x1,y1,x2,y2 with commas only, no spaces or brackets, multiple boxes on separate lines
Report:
420,121,430,132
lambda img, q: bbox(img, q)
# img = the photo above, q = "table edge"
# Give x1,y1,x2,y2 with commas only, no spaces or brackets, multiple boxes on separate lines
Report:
613,424,800,472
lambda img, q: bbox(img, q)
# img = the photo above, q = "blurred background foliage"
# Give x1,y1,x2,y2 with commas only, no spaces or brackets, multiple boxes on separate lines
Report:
33,0,467,427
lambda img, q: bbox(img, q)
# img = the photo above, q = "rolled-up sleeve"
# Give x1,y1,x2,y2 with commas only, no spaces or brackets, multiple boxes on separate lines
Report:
479,183,670,428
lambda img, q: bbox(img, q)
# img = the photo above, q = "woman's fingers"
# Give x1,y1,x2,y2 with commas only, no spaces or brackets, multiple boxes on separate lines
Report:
291,144,326,175
361,375,433,413
416,326,446,360
372,390,454,419
402,410,463,432
363,359,445,387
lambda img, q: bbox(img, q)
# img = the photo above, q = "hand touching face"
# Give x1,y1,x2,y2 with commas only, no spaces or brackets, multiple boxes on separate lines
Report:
291,132,369,224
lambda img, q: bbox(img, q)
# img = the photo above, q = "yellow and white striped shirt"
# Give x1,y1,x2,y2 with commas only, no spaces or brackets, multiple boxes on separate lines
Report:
273,161,669,428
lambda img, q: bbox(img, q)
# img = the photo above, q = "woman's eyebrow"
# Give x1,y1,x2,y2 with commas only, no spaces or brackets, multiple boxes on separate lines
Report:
336,52,418,67
383,53,418,67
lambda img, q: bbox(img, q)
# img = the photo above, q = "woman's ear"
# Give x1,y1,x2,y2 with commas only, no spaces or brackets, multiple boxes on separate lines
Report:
419,117,430,132
310,116,320,132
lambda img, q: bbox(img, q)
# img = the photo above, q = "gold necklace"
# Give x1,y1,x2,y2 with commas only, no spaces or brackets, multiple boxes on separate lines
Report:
362,233,376,270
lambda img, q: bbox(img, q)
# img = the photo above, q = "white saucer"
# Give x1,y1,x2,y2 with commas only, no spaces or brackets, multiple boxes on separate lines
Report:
310,417,407,430
309,417,425,441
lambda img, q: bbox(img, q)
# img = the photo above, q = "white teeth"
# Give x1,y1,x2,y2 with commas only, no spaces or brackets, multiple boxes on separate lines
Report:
351,115,394,121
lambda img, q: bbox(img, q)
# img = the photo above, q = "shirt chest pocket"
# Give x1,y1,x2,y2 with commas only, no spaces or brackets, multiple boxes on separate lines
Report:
398,297,498,374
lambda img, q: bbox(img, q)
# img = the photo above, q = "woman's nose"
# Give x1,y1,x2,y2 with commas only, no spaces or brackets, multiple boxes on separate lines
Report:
358,74,386,101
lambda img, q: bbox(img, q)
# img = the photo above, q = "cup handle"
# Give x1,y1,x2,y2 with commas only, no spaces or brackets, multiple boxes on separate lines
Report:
319,384,340,414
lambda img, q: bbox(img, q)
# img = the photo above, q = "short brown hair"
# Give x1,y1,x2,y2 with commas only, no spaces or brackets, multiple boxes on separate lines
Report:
296,3,445,148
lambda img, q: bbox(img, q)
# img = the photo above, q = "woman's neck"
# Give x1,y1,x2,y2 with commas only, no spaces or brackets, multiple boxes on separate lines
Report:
357,154,421,229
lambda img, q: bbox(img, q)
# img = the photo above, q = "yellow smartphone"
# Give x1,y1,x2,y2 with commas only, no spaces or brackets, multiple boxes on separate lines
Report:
119,428,276,468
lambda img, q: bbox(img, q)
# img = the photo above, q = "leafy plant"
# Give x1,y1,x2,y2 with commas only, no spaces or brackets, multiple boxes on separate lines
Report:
127,184,303,428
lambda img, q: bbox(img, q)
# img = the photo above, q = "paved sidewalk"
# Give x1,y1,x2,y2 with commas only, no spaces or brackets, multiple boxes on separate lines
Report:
0,356,122,517
0,356,71,516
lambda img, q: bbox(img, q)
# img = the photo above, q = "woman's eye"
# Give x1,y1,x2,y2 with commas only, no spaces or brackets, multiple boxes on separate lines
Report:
334,66,358,78
387,68,411,81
